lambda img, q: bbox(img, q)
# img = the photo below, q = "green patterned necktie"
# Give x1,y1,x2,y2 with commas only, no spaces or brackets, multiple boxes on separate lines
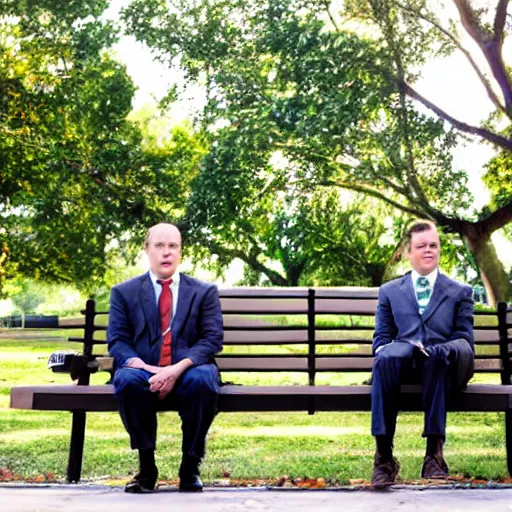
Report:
416,276,431,315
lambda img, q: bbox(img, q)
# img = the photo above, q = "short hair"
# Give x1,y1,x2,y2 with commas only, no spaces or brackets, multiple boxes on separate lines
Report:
403,220,437,250
144,222,181,248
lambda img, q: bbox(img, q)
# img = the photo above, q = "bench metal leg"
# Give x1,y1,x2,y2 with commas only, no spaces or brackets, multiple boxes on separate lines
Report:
67,411,87,483
506,410,512,476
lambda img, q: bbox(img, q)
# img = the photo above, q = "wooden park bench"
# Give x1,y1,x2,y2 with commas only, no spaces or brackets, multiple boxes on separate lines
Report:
9,288,512,483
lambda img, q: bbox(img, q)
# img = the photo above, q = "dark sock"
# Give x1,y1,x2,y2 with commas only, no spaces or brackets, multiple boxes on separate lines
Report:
426,436,443,456
139,448,156,476
376,435,393,459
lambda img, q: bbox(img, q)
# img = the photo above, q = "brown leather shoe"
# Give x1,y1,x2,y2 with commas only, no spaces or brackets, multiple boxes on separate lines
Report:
371,453,400,488
125,471,158,493
421,454,449,479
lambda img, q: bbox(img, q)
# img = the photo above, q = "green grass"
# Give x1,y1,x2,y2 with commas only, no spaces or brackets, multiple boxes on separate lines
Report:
0,333,509,484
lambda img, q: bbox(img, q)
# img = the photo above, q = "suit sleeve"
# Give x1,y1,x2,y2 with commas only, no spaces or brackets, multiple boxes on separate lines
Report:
187,284,224,366
107,286,141,367
372,286,398,356
449,284,474,350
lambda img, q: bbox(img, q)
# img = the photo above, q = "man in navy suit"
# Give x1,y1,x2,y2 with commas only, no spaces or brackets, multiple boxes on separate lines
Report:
107,223,223,493
371,220,474,486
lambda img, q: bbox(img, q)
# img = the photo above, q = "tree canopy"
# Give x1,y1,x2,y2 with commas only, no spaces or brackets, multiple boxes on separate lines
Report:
0,1,206,294
123,0,512,302
2,0,510,300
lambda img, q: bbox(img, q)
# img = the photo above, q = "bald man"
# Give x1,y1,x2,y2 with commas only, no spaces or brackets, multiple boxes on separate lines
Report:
107,223,223,493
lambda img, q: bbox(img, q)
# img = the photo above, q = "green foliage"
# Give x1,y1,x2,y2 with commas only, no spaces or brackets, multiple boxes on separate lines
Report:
2,278,86,315
483,137,512,210
124,0,472,214
122,0,480,287
2,279,46,314
186,145,397,285
0,2,208,293
123,0,471,285
0,2,134,289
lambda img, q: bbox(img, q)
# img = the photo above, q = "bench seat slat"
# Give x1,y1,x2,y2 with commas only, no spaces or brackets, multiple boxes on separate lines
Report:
11,384,512,413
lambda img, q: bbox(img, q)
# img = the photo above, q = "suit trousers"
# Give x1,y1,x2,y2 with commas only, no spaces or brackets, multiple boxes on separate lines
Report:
113,363,220,460
371,339,474,439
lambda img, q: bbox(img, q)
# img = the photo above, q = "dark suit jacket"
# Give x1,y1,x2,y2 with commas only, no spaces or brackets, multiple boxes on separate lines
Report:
107,272,223,369
373,271,474,357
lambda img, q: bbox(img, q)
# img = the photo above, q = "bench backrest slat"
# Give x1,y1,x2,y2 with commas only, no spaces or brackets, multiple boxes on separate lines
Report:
39,288,511,386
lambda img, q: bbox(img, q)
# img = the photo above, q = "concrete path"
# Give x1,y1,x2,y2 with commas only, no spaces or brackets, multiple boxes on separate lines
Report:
1,485,512,512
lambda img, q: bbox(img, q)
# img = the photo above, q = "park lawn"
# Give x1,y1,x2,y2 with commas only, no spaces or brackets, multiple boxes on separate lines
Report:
0,335,508,485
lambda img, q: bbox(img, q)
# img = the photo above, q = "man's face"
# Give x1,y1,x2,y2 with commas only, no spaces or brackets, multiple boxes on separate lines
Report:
406,227,440,276
145,224,182,280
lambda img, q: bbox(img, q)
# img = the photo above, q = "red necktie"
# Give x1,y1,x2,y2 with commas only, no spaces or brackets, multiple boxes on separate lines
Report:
157,279,172,366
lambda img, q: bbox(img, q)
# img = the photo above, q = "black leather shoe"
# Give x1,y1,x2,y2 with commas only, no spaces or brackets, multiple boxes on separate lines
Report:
125,472,158,493
179,474,203,492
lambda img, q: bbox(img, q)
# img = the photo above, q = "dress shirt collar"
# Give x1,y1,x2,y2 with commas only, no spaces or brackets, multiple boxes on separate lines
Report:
411,267,438,289
149,270,180,287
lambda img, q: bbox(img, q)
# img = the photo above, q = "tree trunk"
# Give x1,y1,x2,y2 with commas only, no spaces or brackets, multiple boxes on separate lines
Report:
463,232,510,307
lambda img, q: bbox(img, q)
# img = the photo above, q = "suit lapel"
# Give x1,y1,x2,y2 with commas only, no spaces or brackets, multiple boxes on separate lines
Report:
140,273,159,344
398,272,417,312
422,273,449,322
172,275,196,336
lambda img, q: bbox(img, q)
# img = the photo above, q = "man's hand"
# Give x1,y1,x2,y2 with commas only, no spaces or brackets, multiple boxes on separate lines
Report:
125,357,165,375
148,358,193,399
416,342,430,358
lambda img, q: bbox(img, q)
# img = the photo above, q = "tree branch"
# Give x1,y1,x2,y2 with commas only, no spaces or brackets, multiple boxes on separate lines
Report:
453,0,489,42
395,0,505,114
494,0,509,43
400,80,512,150
453,0,512,117
279,142,411,197
205,241,289,286
480,198,512,234
319,179,426,217
320,0,340,32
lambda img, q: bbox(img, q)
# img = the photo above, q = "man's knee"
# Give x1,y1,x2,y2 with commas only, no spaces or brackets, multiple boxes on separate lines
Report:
113,368,150,395
425,345,451,369
374,343,413,370
179,364,219,398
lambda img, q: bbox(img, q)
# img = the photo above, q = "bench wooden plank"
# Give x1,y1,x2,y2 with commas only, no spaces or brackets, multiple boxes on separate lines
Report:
91,331,501,345
217,357,309,371
220,298,308,314
11,384,512,413
314,288,378,299
220,289,309,297
223,331,308,343
315,299,379,314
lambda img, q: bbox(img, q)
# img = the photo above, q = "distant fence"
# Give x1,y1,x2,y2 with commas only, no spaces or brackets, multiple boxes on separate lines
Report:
0,314,59,329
